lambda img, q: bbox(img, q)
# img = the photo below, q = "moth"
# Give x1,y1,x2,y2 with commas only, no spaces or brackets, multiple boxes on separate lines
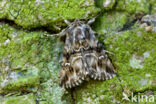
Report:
46,18,116,88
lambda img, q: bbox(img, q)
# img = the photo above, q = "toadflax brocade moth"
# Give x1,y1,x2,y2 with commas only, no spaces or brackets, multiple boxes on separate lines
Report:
46,18,116,88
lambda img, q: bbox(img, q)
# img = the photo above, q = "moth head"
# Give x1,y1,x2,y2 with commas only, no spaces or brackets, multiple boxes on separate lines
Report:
72,20,90,41
64,19,93,40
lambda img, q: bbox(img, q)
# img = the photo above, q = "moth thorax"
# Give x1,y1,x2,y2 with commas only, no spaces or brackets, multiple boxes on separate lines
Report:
74,27,85,42
72,26,90,51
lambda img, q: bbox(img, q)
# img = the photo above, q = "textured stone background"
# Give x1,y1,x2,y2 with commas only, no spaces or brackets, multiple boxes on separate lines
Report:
0,0,156,104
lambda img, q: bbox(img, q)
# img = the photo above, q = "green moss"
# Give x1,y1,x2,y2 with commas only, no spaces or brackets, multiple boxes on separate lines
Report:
149,0,156,14
73,77,122,104
93,11,129,34
116,0,150,14
0,0,100,29
0,67,39,93
0,93,36,104
0,23,65,103
0,24,41,93
105,28,155,85
0,22,66,103
95,0,116,10
38,40,68,104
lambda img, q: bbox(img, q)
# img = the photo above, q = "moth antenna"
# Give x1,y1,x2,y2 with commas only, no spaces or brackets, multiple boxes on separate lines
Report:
64,19,71,26
87,18,95,25
44,28,67,37
60,16,71,26
87,12,102,25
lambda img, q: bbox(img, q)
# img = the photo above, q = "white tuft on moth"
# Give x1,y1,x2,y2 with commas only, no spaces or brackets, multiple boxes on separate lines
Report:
45,18,116,89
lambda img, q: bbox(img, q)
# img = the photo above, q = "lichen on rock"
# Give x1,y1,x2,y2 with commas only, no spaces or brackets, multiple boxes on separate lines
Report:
0,93,36,104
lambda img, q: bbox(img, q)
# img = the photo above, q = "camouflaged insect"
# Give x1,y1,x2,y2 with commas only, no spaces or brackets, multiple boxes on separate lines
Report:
47,18,116,88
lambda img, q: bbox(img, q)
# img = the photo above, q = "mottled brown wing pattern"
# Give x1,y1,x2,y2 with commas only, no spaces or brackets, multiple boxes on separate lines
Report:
86,50,116,80
60,53,87,88
59,19,116,88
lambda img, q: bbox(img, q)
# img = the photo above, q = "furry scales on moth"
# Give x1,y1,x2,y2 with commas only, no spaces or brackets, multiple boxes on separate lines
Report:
47,18,116,88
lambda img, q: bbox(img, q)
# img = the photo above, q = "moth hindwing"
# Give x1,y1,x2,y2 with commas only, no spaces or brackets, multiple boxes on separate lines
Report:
55,19,116,88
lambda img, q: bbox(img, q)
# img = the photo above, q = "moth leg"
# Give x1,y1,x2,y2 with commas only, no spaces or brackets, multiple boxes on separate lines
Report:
102,50,114,55
87,12,101,25
44,33,60,37
96,42,114,55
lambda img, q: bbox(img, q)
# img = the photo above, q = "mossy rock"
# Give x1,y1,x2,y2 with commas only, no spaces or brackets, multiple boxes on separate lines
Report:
0,0,100,29
0,93,36,104
116,0,150,14
0,0,156,104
